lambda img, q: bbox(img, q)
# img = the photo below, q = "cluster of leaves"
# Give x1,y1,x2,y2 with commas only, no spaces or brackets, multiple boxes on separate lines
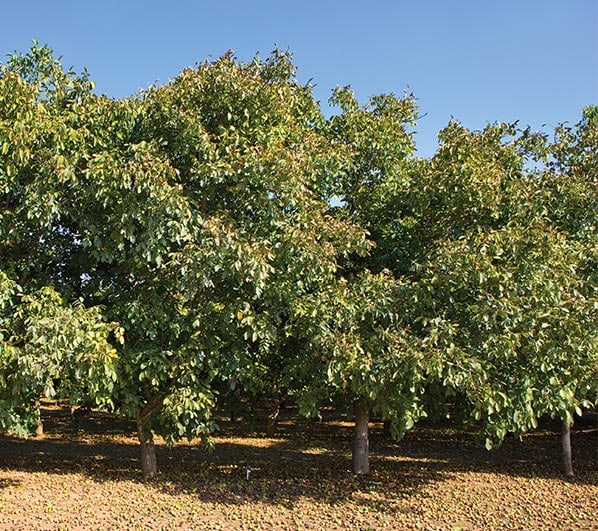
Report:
336,108,598,448
0,272,119,436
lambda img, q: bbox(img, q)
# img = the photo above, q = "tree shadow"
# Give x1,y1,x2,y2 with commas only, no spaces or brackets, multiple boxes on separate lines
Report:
0,406,595,513
149,415,597,511
0,477,21,489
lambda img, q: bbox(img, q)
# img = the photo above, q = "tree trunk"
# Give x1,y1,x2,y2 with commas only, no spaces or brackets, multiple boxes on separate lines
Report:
265,399,281,437
562,418,574,477
230,385,241,422
34,399,43,438
382,419,391,438
352,399,370,475
137,420,157,480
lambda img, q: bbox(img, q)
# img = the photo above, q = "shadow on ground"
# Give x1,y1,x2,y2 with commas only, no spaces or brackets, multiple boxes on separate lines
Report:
0,405,596,510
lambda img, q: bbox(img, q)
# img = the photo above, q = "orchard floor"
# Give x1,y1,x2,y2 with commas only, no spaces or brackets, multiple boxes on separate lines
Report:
0,406,596,530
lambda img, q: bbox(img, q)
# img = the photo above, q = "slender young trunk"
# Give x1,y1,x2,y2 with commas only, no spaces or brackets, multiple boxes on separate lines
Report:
352,399,370,475
230,385,241,422
265,398,281,437
382,419,391,438
34,399,43,438
562,418,574,477
137,420,157,480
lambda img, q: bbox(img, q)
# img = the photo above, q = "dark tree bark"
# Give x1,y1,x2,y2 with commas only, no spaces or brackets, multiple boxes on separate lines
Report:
230,386,241,422
562,418,574,477
137,420,157,480
265,398,281,437
34,399,43,438
382,419,391,438
135,391,166,479
352,398,370,475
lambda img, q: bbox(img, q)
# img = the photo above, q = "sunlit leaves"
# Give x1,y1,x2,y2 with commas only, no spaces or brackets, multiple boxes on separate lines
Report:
407,118,598,447
0,276,119,434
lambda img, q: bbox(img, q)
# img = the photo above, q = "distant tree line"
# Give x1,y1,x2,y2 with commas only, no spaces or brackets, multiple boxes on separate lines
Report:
1,43,596,478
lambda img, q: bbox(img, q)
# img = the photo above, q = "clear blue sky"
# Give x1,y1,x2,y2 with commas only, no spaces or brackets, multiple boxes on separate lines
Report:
2,0,596,156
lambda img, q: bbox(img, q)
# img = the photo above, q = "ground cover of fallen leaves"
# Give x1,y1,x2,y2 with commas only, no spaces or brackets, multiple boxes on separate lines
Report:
0,406,596,530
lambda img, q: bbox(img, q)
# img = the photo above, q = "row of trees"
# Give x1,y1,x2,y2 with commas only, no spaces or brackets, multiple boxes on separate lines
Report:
1,44,596,478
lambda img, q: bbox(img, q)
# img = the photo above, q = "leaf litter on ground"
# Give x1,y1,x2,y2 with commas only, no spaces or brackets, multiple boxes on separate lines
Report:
0,404,596,530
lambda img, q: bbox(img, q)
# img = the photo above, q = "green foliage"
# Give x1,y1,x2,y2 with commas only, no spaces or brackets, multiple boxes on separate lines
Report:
0,273,119,435
312,272,431,438
2,44,370,452
326,86,419,272
0,44,122,434
330,91,597,452
4,41,95,105
403,118,597,446
415,224,596,444
1,43,595,468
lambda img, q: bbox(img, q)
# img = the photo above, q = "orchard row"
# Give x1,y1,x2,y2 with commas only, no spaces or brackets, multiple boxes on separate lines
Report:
1,44,595,478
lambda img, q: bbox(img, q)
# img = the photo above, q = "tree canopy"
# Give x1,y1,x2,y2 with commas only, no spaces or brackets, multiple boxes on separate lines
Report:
1,43,596,478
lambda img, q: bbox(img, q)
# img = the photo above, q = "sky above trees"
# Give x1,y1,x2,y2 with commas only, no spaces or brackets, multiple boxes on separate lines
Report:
1,0,596,157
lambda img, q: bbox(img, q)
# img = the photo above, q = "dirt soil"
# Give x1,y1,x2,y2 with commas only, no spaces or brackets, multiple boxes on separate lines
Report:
0,406,596,530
